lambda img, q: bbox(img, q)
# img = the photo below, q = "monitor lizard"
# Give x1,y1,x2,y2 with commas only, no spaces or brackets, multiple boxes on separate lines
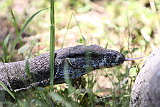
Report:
0,45,126,92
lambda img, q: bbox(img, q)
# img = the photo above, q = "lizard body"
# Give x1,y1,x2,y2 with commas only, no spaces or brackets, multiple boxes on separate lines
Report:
0,45,125,92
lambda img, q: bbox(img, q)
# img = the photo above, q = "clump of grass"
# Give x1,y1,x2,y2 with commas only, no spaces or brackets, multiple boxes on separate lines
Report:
0,6,48,107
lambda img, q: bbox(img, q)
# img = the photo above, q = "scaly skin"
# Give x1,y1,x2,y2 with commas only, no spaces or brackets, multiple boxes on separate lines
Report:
0,45,125,92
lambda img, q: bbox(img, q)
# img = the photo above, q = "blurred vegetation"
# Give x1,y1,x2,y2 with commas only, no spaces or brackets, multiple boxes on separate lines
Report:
0,0,160,106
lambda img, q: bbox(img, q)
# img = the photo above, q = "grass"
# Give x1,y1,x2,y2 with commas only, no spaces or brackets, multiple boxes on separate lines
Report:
49,0,55,88
0,0,159,106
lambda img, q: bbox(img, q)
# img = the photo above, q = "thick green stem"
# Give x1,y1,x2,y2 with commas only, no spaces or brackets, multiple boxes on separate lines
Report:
50,0,55,86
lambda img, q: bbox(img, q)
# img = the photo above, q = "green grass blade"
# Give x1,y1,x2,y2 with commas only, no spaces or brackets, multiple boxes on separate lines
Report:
50,0,55,87
61,12,86,48
72,13,86,45
10,8,19,35
12,8,48,49
49,92,73,107
2,34,10,53
25,60,31,78
24,45,34,79
0,81,16,99
64,59,75,94
2,33,11,62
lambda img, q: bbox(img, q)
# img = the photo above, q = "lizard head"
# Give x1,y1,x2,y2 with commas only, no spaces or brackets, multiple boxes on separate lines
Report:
55,45,142,80
66,49,125,69
56,45,125,69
